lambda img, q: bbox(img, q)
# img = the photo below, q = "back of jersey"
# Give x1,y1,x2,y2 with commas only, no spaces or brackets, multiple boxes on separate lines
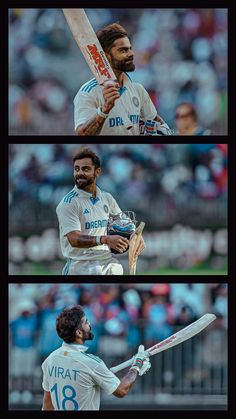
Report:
42,346,102,410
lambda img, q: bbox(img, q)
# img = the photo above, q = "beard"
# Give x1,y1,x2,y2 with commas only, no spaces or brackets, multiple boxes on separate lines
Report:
75,176,95,190
83,329,94,341
110,56,135,72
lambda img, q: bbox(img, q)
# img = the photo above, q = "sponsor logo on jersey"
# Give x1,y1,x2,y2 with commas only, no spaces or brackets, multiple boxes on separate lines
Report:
103,204,109,213
85,219,108,229
132,96,139,107
109,114,139,127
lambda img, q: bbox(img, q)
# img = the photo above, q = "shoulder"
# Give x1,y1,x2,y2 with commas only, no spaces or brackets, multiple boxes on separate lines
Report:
99,188,115,202
80,351,103,366
56,188,79,211
74,78,99,101
42,348,61,368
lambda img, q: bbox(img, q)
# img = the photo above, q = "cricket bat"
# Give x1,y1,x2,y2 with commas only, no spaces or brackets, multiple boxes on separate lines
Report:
62,9,132,130
110,313,216,373
129,221,145,275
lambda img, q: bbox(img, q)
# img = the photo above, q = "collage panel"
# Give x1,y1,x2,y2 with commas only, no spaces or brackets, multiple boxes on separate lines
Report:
8,8,227,136
9,143,227,276
8,283,228,410
6,5,229,415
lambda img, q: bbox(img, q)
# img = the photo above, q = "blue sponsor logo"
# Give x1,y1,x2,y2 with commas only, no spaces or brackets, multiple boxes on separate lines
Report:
85,220,108,229
109,114,139,127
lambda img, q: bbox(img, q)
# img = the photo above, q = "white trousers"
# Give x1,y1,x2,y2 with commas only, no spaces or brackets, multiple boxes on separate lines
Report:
62,256,124,275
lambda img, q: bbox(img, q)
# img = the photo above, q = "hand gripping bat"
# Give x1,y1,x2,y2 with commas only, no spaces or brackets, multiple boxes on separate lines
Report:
129,221,145,274
62,9,132,129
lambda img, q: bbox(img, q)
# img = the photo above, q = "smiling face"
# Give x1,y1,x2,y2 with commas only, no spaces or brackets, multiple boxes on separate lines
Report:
107,37,135,72
74,157,101,191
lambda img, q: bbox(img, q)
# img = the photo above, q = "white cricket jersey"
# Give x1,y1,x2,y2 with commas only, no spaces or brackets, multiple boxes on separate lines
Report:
42,342,120,411
74,73,157,135
56,185,122,261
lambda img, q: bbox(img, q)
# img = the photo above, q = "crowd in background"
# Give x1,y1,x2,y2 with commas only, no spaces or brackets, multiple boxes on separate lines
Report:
9,8,227,134
9,283,227,373
9,144,228,235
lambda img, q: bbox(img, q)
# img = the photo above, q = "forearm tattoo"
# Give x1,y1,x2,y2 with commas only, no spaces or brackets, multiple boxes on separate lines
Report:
77,115,106,136
119,368,138,392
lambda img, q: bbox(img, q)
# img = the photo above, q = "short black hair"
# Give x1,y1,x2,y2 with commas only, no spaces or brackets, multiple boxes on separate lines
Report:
96,23,128,53
56,305,85,343
73,148,100,169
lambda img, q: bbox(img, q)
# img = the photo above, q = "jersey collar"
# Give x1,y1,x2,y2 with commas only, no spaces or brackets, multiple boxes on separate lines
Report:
62,342,88,352
123,72,132,86
74,185,101,199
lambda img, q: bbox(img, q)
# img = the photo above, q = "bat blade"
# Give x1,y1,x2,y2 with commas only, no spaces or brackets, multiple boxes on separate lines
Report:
62,9,132,129
110,313,216,373
129,221,145,275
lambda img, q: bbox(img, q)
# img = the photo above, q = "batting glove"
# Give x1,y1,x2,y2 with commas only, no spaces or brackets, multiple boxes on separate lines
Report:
130,344,150,375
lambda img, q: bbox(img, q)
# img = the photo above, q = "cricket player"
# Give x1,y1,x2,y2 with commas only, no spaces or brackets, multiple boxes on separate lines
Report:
74,23,172,136
42,305,151,410
56,148,144,275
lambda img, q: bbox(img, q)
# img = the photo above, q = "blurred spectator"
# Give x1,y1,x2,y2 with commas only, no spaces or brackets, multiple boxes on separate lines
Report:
37,295,62,363
143,284,175,345
174,102,211,135
10,300,38,395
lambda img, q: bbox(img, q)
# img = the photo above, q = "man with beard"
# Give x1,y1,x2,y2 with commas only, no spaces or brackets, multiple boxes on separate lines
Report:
42,305,151,410
74,23,171,136
56,148,144,275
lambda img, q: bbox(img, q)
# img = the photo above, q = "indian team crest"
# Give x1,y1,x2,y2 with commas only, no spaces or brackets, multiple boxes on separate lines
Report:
103,204,109,213
132,96,139,107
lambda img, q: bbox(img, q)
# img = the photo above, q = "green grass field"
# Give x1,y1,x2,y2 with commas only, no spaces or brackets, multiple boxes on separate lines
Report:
19,262,227,276
137,267,227,275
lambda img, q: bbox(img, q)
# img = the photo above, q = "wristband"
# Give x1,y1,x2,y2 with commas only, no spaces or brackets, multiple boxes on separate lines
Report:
97,107,109,119
95,236,102,245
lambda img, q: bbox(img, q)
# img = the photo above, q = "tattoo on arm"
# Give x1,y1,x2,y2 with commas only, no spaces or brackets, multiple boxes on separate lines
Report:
66,232,98,248
113,368,138,397
76,115,106,136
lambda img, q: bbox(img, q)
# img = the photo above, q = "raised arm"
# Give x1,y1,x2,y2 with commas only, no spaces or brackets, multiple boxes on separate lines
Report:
112,345,151,398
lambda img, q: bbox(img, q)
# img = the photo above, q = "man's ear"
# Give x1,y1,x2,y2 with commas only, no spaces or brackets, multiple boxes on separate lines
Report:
75,329,83,339
95,167,101,178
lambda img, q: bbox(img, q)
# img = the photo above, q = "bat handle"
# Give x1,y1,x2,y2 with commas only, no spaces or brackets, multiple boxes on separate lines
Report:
110,351,149,373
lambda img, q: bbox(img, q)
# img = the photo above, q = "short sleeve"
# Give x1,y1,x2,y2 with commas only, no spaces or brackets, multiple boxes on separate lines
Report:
41,361,50,392
56,201,81,236
106,193,122,216
138,84,157,121
91,361,120,395
74,91,99,131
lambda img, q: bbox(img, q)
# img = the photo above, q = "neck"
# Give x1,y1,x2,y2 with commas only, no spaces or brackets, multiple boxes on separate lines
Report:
113,70,125,86
74,338,84,345
78,183,97,196
85,184,96,196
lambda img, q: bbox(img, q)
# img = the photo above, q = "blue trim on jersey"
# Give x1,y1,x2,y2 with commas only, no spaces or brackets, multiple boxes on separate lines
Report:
80,79,98,93
63,191,78,203
118,86,127,96
90,196,100,205
80,352,102,363
63,259,72,275
86,82,98,93
125,72,132,82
